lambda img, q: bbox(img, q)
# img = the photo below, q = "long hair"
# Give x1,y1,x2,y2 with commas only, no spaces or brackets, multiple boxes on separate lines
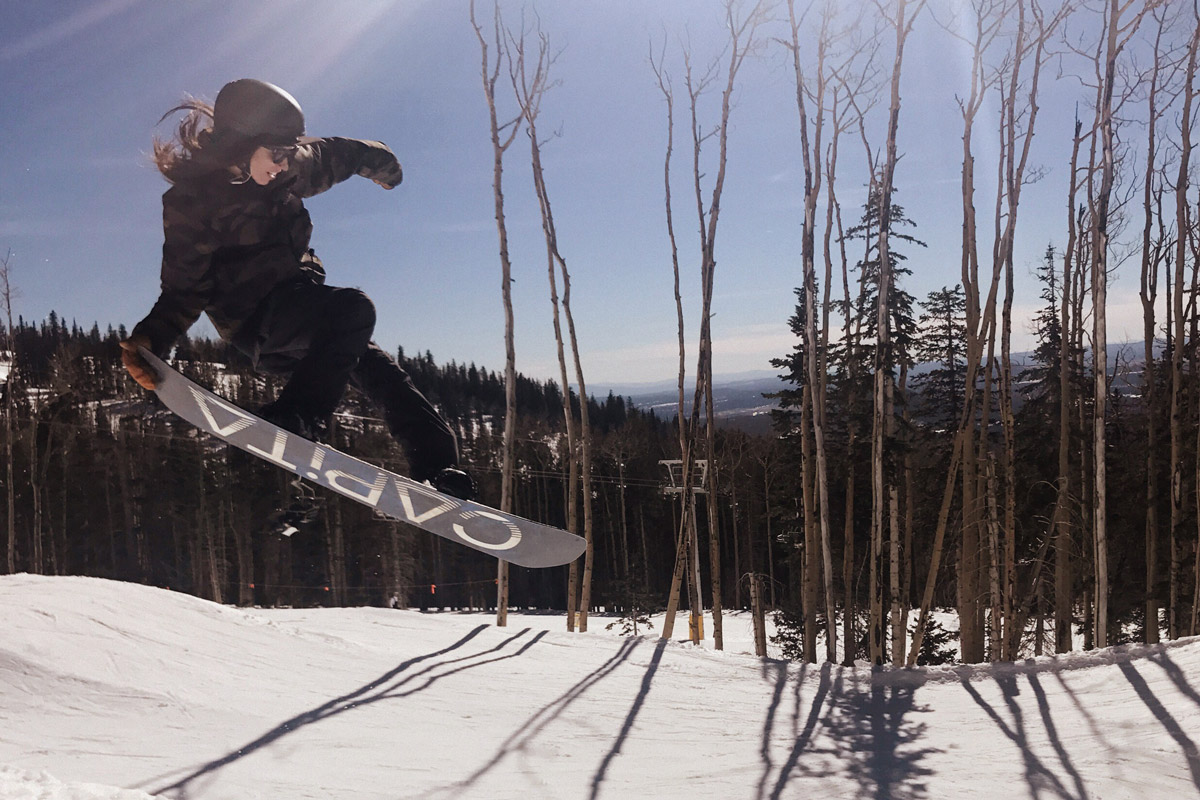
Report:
152,97,256,183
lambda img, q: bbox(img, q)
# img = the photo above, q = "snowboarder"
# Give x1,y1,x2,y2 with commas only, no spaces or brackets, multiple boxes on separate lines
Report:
120,78,475,505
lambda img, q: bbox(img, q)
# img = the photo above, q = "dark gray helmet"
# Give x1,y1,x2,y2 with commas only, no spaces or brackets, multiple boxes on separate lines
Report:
212,79,306,145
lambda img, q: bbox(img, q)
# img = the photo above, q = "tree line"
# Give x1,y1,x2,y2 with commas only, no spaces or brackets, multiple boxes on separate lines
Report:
0,311,790,621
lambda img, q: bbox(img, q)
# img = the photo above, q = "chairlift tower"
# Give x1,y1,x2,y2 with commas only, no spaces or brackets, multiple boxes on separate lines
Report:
660,459,707,643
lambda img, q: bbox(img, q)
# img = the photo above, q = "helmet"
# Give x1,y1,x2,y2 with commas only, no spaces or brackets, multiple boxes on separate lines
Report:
212,79,305,146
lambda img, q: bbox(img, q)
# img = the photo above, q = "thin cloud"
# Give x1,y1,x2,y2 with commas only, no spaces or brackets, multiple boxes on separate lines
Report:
0,0,140,61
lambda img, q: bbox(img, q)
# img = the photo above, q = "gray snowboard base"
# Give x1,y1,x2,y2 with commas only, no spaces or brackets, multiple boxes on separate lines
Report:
141,348,585,569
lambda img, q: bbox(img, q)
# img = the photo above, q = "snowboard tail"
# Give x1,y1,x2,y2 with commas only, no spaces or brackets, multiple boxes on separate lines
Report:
141,348,585,569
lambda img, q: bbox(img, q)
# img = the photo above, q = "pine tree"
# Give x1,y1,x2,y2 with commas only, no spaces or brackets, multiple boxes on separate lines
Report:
841,185,923,372
911,616,958,665
912,285,967,427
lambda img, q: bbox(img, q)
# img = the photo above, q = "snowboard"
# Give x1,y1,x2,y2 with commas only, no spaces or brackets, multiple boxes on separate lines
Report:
139,348,586,569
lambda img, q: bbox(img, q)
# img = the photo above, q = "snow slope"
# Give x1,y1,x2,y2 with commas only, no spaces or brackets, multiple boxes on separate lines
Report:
1,574,1198,800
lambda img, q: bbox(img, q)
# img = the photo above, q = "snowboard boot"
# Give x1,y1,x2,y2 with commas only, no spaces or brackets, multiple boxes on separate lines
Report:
267,477,324,537
430,467,477,502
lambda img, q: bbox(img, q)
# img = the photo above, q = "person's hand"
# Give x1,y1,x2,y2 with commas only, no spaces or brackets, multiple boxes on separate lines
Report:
373,159,403,190
119,336,158,390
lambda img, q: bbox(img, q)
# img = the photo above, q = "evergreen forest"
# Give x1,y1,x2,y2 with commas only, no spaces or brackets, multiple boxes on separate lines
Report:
1,291,1197,669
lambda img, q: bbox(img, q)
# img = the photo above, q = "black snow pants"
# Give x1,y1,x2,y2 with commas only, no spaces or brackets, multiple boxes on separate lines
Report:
233,279,458,483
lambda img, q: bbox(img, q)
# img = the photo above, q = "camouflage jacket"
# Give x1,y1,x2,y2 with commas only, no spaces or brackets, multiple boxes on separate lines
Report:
132,137,403,356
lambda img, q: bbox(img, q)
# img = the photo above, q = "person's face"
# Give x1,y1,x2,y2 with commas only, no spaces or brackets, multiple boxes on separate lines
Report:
247,144,295,186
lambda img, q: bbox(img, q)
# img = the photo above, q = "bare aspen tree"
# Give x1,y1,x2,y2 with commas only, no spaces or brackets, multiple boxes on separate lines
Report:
649,41,694,643
786,0,839,663
1052,115,1085,654
828,72,864,666
523,30,577,628
513,26,599,632
907,0,1016,666
701,0,769,651
757,439,782,607
1170,1,1199,640
1085,0,1159,649
913,0,1064,665
1091,2,1115,652
654,43,714,644
834,110,859,664
0,250,14,574
998,27,1021,659
1138,3,1180,644
832,52,883,663
994,0,1070,659
941,0,1007,665
900,361,914,645
799,381,818,661
693,42,722,644
470,0,531,628
867,0,925,666
993,2,1019,660
1190,237,1200,634
986,451,1003,659
681,38,720,649
654,0,769,649
846,96,885,663
29,392,52,574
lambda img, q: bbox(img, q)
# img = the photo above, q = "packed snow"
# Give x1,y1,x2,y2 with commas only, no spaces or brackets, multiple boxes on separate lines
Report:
1,574,1198,799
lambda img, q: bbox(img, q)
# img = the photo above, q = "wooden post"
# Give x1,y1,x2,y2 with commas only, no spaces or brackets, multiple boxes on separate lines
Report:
750,574,767,658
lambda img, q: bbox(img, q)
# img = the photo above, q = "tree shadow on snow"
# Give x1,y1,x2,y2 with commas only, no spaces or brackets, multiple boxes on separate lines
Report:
1118,660,1200,792
759,661,831,799
766,663,935,800
755,659,800,800
424,636,667,800
144,624,546,799
428,636,644,799
959,652,1200,799
588,639,668,799
1147,650,1200,714
959,673,1087,800
955,676,1089,800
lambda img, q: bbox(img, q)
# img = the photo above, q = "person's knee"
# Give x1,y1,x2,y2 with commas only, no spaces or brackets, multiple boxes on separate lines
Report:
329,288,376,338
342,289,376,327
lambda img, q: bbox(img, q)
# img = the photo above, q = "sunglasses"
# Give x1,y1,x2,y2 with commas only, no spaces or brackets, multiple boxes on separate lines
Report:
268,145,297,165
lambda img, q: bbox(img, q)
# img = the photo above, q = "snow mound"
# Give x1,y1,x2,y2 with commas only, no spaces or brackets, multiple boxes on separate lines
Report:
2,574,1199,800
0,766,160,799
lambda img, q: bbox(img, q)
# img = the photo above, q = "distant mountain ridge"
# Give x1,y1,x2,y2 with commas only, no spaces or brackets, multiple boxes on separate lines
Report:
598,340,1158,434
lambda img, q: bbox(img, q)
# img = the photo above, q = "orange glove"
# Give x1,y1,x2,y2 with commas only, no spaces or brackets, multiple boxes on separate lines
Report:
119,336,158,390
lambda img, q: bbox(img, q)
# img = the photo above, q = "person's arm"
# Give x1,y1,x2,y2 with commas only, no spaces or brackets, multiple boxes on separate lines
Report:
124,188,217,387
289,137,404,198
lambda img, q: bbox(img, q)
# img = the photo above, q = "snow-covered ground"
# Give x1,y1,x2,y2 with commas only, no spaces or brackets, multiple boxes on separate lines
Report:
2,574,1199,799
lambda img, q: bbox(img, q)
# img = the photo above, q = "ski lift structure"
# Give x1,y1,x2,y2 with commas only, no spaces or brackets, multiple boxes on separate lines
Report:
658,458,708,496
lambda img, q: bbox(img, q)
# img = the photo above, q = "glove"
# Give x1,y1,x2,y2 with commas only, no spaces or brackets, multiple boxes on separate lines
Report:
119,335,158,390
372,158,403,190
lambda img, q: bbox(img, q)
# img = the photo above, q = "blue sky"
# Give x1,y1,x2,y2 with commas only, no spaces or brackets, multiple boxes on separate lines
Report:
0,0,1156,387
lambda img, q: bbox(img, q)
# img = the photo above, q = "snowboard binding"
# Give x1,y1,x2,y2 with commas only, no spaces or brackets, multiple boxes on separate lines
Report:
267,477,324,537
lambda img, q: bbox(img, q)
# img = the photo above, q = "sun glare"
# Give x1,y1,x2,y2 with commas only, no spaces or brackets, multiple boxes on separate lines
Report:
199,1,420,103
